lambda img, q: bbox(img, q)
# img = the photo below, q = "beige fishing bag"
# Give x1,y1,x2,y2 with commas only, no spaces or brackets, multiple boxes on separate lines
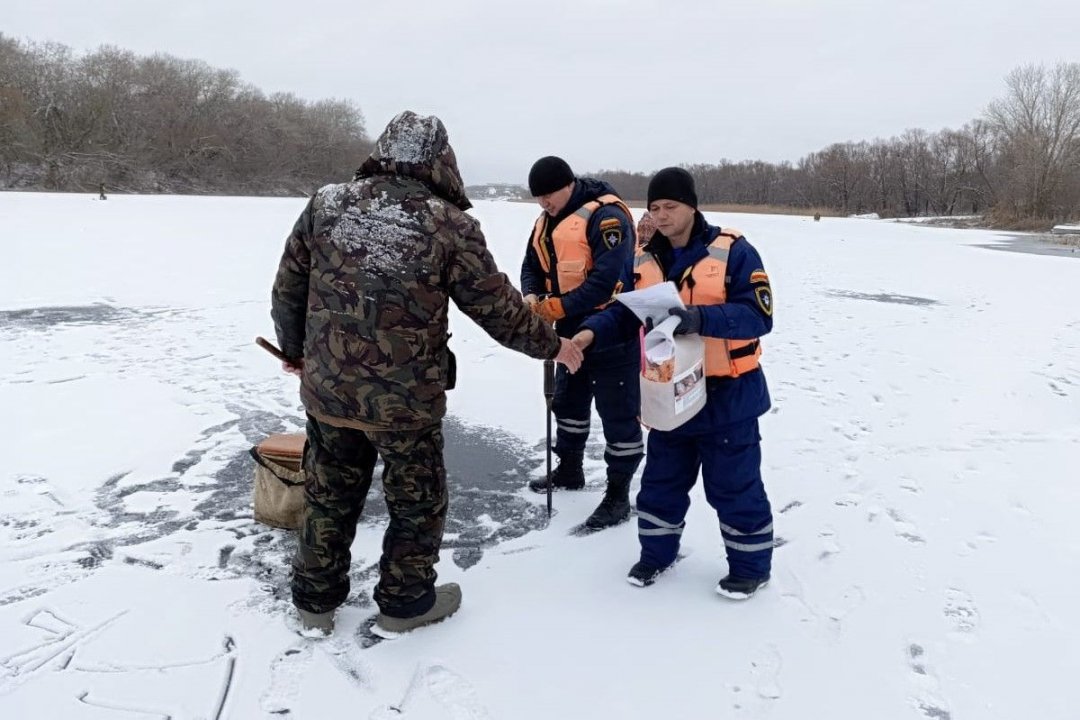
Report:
250,432,306,529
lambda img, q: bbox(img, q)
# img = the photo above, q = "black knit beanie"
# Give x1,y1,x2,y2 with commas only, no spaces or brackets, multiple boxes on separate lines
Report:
528,156,575,196
647,167,698,208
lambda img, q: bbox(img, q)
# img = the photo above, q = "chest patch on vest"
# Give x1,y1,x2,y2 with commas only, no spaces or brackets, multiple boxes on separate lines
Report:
755,286,773,316
750,269,769,284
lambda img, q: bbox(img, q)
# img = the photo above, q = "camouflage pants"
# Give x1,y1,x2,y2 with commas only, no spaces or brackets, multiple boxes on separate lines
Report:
291,414,448,618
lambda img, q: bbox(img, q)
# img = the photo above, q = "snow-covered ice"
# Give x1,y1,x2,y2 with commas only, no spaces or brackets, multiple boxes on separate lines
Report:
2,191,1078,718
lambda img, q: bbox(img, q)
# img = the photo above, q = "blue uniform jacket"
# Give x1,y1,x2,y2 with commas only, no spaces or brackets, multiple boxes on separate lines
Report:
581,213,773,426
520,177,635,337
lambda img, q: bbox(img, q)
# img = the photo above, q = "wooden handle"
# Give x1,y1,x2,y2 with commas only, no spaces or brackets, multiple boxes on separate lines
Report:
256,336,289,363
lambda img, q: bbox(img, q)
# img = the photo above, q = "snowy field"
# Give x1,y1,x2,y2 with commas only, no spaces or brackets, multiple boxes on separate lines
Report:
2,191,1078,719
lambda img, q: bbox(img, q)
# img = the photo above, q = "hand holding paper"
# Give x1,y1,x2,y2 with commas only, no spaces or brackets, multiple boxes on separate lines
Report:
614,282,685,329
668,306,702,335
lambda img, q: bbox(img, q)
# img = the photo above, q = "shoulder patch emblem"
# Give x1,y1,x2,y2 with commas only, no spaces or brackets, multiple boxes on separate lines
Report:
750,270,769,285
599,218,623,248
755,286,773,316
602,228,622,249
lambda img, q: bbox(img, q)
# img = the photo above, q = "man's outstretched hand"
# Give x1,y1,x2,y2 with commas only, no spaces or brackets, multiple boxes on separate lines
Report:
571,329,595,352
554,338,584,373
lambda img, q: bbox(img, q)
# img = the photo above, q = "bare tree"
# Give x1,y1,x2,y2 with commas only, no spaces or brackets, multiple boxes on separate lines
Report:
988,62,1080,220
0,36,372,194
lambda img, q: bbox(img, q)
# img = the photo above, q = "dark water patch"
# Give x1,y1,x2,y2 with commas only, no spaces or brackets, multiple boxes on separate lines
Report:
202,413,550,570
975,235,1080,259
433,416,548,568
0,304,140,330
826,290,939,306
173,419,241,474
73,409,551,612
193,451,258,524
226,405,295,447
189,409,295,524
442,418,532,488
193,413,549,584
92,472,188,546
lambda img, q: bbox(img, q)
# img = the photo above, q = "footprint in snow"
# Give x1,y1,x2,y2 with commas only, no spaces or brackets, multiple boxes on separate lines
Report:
943,588,979,635
260,643,314,715
906,642,952,720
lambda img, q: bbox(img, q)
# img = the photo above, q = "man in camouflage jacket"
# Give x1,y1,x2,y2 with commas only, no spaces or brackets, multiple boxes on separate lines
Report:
271,111,581,637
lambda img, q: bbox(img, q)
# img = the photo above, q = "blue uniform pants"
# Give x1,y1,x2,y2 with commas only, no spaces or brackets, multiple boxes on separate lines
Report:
552,339,643,477
636,414,772,579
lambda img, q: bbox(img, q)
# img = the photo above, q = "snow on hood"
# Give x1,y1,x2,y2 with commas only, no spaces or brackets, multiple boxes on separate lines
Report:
354,110,472,211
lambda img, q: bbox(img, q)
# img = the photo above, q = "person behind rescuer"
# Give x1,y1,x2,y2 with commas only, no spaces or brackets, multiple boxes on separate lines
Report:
571,167,776,599
270,111,584,638
520,156,644,530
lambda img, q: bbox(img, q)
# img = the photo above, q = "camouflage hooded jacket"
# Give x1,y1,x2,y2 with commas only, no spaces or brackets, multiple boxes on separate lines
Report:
272,111,560,431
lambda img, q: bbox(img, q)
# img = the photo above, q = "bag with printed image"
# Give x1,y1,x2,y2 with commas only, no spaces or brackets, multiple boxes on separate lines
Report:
638,316,707,431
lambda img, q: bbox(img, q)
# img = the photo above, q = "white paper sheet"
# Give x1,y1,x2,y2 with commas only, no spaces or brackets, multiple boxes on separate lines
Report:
614,281,685,327
642,315,682,363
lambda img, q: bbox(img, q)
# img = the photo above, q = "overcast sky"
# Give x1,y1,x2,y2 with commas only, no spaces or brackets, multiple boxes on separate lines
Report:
6,0,1079,184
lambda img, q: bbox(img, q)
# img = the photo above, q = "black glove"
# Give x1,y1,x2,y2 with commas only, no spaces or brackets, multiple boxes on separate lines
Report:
668,306,703,335
644,316,655,334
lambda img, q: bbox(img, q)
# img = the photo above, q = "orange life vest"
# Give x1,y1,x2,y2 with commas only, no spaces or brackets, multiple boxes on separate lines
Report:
634,230,762,378
530,194,632,297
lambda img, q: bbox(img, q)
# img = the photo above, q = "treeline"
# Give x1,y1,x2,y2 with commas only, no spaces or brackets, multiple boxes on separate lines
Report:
597,63,1080,227
0,35,371,195
3,35,1078,226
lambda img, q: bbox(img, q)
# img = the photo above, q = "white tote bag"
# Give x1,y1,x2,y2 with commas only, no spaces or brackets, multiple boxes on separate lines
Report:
638,316,707,431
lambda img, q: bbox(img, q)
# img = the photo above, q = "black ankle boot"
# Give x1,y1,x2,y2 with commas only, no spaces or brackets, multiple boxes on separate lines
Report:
716,574,770,600
584,474,632,529
528,451,585,493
